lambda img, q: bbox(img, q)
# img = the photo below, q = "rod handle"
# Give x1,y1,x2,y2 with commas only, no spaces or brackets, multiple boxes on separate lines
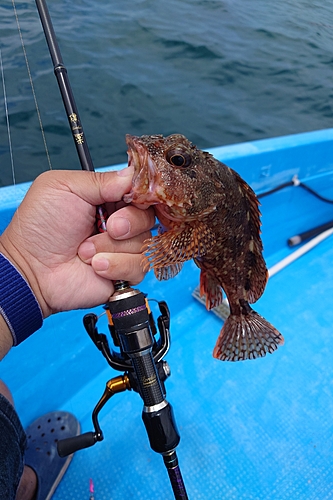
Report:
142,402,180,454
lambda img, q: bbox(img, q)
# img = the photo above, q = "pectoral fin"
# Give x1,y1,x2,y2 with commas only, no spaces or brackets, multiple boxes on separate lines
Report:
154,263,184,280
141,221,216,272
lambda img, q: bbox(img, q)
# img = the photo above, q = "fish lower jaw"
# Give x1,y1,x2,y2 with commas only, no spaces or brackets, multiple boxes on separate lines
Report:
123,192,159,205
123,184,175,207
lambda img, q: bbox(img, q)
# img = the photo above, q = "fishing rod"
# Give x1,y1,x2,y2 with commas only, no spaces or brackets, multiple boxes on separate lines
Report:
34,1,188,498
35,0,107,231
35,0,93,172
288,218,333,247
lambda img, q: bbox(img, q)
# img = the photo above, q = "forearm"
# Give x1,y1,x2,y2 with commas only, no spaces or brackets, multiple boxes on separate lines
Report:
0,315,14,360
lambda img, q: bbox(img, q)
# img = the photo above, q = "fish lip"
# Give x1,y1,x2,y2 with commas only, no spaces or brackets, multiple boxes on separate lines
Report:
123,134,162,205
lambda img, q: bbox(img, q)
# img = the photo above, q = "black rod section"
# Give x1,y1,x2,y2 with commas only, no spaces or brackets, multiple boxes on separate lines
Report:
288,219,333,247
163,452,189,500
35,0,94,172
35,0,108,233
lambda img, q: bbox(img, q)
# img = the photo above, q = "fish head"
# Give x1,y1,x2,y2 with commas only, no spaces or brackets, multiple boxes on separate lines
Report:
124,133,219,223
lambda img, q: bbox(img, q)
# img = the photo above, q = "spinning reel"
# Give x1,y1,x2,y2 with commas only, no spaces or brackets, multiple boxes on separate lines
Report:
57,281,188,499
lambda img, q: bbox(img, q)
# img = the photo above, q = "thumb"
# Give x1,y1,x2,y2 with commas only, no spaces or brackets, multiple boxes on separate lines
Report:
31,166,134,206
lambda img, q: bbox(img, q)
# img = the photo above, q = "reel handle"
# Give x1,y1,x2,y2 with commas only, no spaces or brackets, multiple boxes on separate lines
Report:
57,431,99,457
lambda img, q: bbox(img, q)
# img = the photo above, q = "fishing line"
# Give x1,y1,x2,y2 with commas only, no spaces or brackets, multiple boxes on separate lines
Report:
1,44,25,234
11,0,52,171
0,47,16,186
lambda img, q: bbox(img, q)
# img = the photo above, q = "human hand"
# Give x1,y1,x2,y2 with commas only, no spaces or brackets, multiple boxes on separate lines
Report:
0,168,155,319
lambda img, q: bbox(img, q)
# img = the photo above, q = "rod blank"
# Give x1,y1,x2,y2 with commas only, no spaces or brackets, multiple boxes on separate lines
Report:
35,0,94,172
288,219,333,247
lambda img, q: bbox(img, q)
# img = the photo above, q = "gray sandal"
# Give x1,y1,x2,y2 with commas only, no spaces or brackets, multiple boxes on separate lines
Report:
24,411,80,500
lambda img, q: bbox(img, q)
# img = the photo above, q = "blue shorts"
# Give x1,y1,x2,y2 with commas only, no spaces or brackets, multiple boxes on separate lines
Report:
0,394,26,499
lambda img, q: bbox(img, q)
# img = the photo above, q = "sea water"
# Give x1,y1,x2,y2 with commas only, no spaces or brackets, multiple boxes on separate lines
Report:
1,0,333,186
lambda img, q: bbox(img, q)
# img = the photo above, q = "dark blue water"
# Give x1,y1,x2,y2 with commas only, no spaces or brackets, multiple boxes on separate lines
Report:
1,0,333,186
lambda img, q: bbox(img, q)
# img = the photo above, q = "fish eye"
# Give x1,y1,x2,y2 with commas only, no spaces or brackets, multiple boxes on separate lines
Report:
166,149,192,168
170,154,186,167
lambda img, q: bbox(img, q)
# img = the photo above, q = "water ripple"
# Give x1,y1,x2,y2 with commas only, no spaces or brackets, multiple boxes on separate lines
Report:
1,0,333,185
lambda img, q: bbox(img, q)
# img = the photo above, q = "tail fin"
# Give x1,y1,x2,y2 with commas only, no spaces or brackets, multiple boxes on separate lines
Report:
213,310,284,362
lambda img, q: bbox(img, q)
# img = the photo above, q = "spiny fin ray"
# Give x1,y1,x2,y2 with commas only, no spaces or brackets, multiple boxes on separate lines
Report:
154,263,184,280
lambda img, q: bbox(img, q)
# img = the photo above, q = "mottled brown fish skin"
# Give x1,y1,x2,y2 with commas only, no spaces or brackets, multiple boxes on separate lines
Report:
124,133,284,361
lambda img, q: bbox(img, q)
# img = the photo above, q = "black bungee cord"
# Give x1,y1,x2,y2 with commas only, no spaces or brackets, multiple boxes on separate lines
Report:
34,1,188,499
257,175,333,246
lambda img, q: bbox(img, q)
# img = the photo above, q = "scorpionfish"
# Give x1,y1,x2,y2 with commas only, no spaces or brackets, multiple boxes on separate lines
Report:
123,133,284,361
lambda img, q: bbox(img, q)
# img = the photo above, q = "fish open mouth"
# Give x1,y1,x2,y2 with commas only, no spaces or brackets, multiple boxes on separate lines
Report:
123,134,198,223
123,135,162,205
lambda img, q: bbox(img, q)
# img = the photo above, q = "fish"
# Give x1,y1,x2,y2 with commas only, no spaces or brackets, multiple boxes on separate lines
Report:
123,133,284,361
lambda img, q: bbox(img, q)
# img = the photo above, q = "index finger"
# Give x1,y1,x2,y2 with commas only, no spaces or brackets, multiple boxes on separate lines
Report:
107,205,156,240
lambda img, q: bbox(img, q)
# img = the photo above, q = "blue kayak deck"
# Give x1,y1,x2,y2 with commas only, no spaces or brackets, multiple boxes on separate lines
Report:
1,130,333,499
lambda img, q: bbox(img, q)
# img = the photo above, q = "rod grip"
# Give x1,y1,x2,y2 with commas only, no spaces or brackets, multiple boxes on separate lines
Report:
57,431,97,457
142,403,180,454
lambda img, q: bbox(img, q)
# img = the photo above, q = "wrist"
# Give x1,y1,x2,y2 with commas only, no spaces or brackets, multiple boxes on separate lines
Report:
0,237,50,319
0,251,44,346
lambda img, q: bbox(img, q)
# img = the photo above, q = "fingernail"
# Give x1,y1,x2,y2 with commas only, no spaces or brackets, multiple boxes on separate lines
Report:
93,257,109,271
117,165,134,177
109,216,130,238
78,241,96,260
